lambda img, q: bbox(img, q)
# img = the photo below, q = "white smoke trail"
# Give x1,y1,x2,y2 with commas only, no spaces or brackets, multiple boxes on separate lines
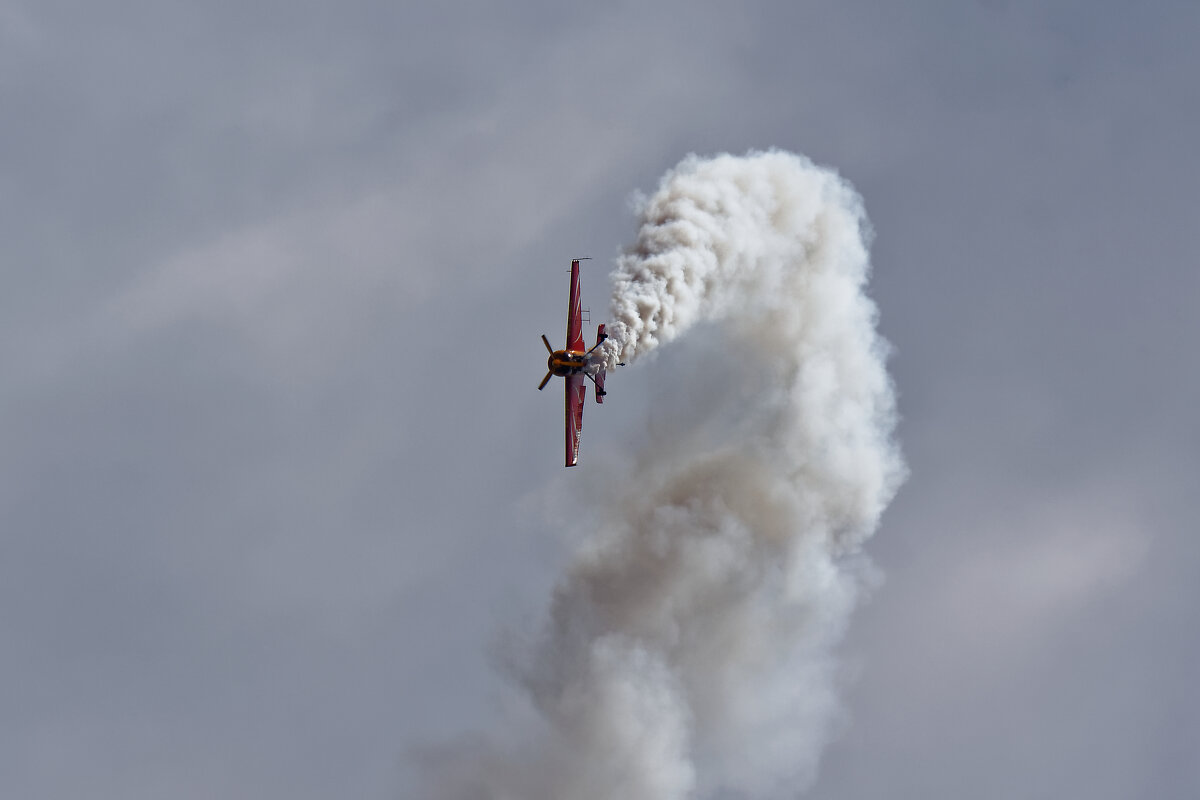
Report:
419,150,904,798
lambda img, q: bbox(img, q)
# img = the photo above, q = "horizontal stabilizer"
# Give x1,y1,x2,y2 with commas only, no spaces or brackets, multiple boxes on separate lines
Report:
595,324,607,403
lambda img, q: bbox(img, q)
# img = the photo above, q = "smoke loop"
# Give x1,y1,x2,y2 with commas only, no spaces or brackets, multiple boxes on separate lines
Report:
421,150,904,799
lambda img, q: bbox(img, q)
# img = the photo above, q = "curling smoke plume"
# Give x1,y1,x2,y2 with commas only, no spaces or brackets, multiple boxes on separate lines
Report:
420,151,904,799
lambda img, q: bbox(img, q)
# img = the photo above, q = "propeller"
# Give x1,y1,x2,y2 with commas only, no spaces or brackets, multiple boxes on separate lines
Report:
539,334,555,390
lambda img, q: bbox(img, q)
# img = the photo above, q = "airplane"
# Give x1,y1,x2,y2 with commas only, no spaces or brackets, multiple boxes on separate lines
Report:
538,258,621,467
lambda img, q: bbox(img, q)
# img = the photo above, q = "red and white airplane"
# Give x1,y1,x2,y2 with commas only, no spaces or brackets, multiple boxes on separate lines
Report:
538,258,620,467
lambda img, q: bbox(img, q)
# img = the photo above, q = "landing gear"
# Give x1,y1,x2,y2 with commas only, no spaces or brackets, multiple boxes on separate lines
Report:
584,371,606,395
583,333,608,358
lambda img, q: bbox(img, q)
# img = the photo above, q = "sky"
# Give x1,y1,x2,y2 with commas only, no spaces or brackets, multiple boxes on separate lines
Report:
2,1,1198,798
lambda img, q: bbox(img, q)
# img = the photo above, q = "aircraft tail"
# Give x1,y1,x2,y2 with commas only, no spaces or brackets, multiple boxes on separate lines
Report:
594,324,607,403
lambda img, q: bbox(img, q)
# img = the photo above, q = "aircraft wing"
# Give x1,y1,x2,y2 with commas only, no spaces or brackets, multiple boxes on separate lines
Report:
564,372,586,467
566,259,585,352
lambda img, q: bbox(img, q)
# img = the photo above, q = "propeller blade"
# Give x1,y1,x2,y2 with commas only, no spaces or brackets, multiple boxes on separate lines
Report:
538,371,553,391
541,334,554,354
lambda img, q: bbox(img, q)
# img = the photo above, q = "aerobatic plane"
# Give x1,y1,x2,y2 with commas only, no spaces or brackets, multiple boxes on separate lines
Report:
538,258,619,467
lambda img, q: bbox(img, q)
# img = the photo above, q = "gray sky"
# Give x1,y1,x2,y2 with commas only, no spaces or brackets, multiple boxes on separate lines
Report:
2,1,1198,797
